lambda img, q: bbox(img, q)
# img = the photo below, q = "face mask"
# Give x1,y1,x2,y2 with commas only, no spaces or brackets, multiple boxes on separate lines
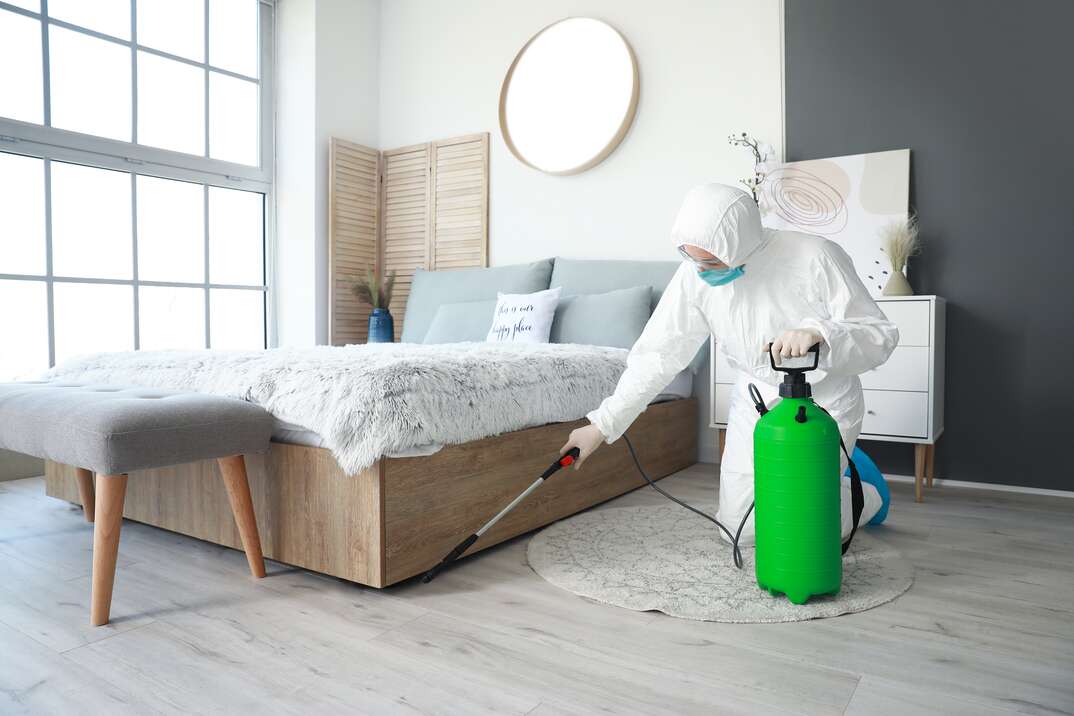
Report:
698,265,745,287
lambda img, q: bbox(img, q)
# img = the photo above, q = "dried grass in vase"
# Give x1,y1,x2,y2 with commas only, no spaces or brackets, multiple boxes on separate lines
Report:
880,215,920,296
351,268,397,309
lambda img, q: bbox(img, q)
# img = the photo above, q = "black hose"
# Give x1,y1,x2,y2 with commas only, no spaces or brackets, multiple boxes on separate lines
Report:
747,383,769,416
622,433,751,569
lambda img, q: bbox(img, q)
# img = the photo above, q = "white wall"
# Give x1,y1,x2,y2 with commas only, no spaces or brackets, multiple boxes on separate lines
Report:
378,0,784,265
312,0,380,345
275,0,379,347
274,0,318,347
377,0,784,461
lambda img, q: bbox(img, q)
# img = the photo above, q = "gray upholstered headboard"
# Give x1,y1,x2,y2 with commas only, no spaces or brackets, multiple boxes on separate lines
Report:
549,257,706,372
548,257,680,313
400,256,706,371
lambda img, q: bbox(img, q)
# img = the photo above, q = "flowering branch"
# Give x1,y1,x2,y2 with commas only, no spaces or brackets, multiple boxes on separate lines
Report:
728,132,773,204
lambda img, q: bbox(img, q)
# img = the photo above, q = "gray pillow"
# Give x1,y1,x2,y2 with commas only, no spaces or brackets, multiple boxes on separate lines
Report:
549,285,652,349
422,299,497,344
550,257,708,372
401,259,554,343
549,257,679,313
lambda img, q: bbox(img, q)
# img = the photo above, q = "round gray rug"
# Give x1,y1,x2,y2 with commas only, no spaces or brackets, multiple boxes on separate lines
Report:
527,504,913,623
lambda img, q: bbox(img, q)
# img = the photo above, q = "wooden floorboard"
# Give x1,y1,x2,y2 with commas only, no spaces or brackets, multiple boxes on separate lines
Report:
1,467,1072,715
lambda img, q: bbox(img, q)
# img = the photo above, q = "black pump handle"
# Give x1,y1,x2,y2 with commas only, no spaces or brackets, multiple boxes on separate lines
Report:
767,341,821,373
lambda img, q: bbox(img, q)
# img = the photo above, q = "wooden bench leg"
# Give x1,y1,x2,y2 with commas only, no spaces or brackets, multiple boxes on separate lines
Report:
217,455,266,578
91,474,127,626
75,468,95,523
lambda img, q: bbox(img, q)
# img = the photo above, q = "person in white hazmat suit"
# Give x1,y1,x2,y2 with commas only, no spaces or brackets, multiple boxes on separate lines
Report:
560,183,898,543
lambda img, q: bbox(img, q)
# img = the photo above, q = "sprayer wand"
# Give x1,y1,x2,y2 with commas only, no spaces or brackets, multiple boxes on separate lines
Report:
421,447,581,583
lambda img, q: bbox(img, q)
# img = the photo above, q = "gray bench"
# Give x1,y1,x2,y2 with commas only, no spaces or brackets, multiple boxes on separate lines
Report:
0,381,273,625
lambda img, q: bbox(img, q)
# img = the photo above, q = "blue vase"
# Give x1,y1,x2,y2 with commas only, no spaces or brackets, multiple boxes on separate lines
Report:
368,308,394,343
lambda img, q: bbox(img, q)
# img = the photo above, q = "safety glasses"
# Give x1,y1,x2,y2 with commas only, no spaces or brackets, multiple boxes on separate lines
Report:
677,245,727,270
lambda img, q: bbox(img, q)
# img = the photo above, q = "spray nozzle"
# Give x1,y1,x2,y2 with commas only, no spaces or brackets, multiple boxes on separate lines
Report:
767,342,821,398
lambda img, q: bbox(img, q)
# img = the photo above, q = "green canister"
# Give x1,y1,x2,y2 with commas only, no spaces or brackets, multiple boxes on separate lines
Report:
753,345,842,605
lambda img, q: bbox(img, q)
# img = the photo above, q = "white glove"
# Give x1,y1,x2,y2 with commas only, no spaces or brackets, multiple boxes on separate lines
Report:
767,328,824,365
559,423,606,471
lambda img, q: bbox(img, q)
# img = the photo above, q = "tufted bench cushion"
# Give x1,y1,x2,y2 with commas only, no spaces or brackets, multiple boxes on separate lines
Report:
0,380,272,626
0,382,272,476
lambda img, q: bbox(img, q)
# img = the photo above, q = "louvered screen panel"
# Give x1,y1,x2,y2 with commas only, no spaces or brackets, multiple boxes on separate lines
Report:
430,133,489,270
328,138,380,345
380,143,431,341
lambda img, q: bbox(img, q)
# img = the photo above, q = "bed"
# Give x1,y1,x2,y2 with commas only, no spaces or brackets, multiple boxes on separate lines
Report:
44,258,702,586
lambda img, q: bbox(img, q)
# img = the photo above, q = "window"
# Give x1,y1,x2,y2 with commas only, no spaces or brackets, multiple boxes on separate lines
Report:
0,0,272,381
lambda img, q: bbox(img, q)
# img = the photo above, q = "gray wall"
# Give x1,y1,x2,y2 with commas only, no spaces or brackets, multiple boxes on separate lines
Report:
784,0,1074,490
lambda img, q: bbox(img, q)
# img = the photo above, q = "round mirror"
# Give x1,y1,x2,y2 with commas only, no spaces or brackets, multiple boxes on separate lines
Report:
499,18,639,175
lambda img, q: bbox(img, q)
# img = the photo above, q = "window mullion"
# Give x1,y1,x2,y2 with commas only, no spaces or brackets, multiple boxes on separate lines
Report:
258,0,271,173
40,0,51,126
129,0,139,352
203,184,211,349
1,274,264,290
130,0,137,145
0,125,271,188
203,0,210,160
131,172,140,350
43,157,55,367
203,0,211,349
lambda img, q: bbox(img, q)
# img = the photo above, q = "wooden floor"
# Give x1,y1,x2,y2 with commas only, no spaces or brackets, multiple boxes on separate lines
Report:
1,466,1072,715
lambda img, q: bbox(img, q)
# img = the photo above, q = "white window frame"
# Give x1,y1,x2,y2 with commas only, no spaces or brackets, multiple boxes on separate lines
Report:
0,0,275,362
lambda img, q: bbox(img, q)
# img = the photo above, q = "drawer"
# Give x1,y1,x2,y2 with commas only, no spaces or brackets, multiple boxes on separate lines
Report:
859,346,929,392
861,390,928,438
712,383,732,425
878,300,931,346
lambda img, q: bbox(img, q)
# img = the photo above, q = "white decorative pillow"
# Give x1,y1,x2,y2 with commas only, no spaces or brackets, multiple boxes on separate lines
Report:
486,287,562,344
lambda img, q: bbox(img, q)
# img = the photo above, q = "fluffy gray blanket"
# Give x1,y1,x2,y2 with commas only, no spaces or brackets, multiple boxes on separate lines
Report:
43,342,629,475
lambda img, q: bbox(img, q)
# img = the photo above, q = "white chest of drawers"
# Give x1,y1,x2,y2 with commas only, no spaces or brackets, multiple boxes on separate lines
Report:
709,295,946,502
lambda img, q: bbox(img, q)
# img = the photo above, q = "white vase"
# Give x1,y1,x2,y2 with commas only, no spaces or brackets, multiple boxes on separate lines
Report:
882,270,913,296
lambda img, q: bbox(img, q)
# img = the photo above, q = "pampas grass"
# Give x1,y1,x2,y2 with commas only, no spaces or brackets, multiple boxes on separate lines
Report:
880,215,921,273
351,268,396,309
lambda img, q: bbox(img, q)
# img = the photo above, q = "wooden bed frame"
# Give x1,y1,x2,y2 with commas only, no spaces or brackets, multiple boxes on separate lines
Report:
45,398,697,587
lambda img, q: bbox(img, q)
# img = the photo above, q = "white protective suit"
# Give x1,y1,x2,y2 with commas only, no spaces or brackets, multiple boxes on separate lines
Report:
587,184,899,543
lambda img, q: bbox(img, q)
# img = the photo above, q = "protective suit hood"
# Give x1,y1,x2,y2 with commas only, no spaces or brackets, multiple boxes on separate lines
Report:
670,183,766,267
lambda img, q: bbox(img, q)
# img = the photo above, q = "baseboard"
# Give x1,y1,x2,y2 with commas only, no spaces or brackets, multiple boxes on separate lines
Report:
692,461,1073,499
884,473,1074,499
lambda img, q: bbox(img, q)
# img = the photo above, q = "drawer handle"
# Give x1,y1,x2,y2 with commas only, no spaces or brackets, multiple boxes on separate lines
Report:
867,410,876,415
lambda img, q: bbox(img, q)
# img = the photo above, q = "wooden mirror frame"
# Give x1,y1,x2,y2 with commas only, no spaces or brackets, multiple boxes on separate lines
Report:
499,18,640,176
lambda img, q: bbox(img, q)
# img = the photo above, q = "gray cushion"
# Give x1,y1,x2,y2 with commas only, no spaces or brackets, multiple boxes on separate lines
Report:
422,299,497,344
549,257,708,373
401,259,554,343
0,382,272,475
549,285,652,349
549,258,680,313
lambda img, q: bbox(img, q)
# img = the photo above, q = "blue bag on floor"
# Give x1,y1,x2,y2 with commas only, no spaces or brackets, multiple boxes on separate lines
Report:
846,446,890,525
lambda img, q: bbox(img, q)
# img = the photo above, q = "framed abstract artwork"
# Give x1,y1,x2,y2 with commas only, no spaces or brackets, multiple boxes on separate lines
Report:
758,149,910,296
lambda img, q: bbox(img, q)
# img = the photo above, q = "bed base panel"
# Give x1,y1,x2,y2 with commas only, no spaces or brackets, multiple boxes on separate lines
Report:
46,398,697,587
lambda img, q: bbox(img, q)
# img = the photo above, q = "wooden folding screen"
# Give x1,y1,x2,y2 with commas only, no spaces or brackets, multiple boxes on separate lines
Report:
329,132,489,345
380,142,433,342
428,133,490,272
327,139,381,347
